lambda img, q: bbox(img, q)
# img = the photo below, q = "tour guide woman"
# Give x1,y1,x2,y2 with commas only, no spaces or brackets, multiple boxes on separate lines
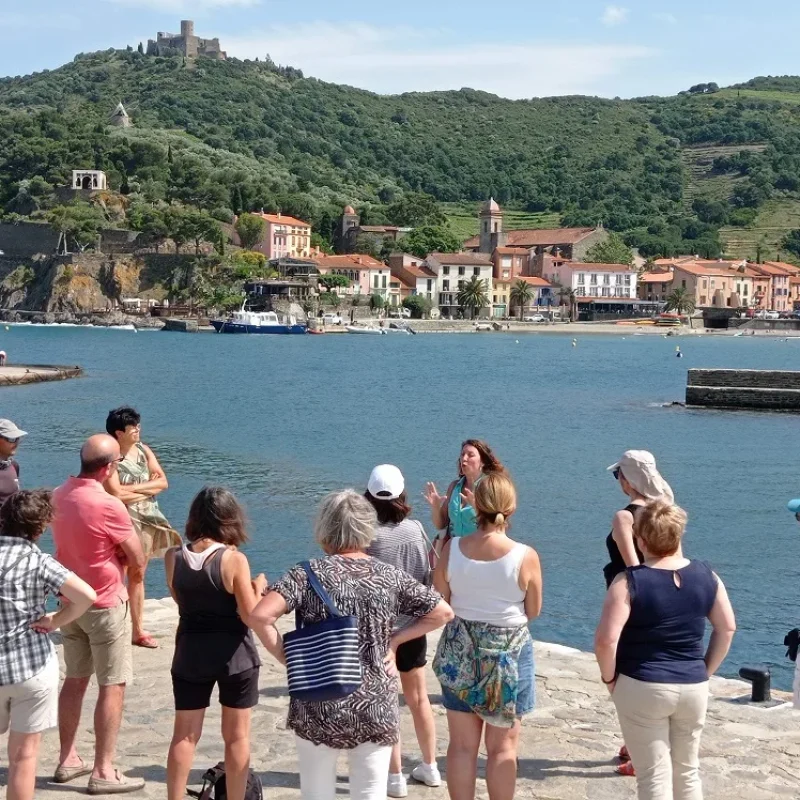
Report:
249,489,453,800
433,471,542,800
424,439,505,546
594,501,736,800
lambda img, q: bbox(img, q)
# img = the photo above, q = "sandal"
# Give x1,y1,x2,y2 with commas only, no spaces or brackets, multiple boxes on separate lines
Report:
53,759,92,784
132,634,158,649
618,745,631,763
615,760,636,777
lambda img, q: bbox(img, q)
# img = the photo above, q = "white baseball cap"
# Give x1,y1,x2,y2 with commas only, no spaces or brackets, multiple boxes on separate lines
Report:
367,464,405,501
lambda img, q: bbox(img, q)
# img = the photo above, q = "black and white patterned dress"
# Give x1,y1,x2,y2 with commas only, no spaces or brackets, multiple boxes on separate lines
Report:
272,554,441,749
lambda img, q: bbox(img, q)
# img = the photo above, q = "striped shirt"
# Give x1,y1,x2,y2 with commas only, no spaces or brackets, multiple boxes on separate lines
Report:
367,518,432,631
0,537,70,685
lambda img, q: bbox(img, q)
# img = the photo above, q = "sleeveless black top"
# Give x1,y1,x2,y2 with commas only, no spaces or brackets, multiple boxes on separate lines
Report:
603,503,645,589
171,546,260,680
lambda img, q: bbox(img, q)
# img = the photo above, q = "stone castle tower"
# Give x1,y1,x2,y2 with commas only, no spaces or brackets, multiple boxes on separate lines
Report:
146,20,226,59
479,198,506,254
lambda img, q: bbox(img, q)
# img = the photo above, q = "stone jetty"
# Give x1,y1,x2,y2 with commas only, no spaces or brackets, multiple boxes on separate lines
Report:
15,598,800,800
687,369,800,411
0,364,82,387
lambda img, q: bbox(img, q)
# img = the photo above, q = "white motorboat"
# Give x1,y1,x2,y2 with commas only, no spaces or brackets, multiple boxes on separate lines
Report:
211,305,306,334
346,325,385,335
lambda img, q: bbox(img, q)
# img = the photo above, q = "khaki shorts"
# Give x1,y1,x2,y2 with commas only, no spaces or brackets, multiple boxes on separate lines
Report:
0,654,60,734
62,601,133,686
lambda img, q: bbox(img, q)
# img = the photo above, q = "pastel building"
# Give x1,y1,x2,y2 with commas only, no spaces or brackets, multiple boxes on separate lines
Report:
388,254,438,304
425,252,494,318
314,254,390,297
541,260,638,300
239,213,312,260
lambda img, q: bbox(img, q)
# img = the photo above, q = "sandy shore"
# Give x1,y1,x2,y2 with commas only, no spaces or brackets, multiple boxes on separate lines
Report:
8,598,800,800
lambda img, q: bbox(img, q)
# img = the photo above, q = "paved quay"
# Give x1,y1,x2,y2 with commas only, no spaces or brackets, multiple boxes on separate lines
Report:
12,598,800,800
0,364,82,387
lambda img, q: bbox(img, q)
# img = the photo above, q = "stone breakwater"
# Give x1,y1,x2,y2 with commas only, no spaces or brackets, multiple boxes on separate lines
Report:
0,364,82,387
13,598,800,800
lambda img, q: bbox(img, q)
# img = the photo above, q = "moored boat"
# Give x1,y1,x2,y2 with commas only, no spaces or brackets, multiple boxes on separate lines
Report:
211,307,307,334
345,325,385,335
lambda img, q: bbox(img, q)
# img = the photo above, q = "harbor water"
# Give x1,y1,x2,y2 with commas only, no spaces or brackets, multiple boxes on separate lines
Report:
3,326,800,688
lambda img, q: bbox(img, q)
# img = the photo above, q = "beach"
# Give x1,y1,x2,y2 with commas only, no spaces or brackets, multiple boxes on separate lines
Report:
12,597,799,800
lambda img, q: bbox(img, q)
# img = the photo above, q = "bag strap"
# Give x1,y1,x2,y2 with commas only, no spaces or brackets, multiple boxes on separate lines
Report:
300,561,343,619
0,545,33,582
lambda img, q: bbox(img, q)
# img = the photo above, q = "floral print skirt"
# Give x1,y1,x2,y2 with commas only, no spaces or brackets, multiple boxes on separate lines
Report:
433,617,534,728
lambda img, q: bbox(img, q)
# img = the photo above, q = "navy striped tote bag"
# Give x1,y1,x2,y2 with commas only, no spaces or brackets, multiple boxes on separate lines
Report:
283,561,362,702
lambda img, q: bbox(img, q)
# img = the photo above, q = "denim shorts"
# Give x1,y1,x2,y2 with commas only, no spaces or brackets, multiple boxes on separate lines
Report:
441,638,535,718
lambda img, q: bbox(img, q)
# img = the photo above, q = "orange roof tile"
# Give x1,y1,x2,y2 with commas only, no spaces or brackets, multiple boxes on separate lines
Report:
257,213,311,228
515,276,552,287
428,253,493,267
464,227,598,249
315,254,384,271
639,271,674,283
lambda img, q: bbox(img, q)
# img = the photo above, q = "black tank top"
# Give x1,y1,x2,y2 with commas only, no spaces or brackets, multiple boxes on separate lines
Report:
603,503,645,589
171,546,260,680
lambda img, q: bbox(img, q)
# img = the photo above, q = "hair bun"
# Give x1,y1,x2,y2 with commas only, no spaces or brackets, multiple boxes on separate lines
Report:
495,513,506,525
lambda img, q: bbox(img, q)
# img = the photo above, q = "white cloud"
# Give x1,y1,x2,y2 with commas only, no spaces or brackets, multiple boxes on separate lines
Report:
225,22,654,99
653,12,678,25
602,5,629,26
105,0,258,10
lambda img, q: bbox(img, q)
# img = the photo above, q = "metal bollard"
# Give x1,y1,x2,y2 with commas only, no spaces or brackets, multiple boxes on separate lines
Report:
738,665,771,702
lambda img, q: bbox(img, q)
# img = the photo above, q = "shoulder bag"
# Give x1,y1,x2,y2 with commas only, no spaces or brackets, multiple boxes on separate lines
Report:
283,561,362,702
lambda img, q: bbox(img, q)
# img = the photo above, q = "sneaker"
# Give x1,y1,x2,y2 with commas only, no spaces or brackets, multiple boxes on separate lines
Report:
387,773,408,798
411,763,442,787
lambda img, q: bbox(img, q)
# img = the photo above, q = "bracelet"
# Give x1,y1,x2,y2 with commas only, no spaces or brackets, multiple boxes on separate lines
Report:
601,674,617,685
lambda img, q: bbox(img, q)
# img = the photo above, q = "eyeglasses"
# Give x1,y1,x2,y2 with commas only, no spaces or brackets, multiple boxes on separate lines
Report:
612,467,621,480
0,437,20,445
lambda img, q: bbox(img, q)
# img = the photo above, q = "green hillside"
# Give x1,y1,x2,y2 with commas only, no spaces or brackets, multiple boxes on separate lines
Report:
2,48,800,258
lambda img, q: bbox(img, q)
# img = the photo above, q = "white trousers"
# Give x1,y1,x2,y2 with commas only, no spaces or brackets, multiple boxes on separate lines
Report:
295,735,392,800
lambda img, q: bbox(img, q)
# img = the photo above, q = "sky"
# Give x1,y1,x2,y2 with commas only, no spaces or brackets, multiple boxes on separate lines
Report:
1,1,797,99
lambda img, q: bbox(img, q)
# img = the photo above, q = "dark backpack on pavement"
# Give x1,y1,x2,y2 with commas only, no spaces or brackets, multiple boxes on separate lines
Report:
186,763,263,800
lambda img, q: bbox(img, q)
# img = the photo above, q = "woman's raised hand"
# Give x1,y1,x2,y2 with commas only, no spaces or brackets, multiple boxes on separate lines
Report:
460,487,476,509
423,482,444,508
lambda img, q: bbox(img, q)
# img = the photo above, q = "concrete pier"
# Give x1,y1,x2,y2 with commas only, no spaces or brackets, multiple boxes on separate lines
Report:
0,364,82,387
686,369,800,411
17,598,800,800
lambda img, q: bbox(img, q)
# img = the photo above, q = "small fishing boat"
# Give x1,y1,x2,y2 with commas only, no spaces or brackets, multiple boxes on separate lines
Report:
346,325,385,335
211,305,306,334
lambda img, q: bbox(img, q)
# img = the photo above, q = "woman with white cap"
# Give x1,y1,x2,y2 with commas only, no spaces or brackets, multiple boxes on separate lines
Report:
365,465,440,798
604,449,674,776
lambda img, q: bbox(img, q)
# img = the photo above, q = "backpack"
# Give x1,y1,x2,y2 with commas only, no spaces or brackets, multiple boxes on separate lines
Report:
186,763,263,800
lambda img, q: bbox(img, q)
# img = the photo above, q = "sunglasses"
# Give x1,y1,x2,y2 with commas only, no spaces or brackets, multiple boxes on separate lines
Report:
612,467,621,480
0,437,20,445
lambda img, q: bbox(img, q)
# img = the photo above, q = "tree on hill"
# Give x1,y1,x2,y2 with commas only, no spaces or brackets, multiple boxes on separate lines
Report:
48,202,105,252
509,280,534,319
400,225,462,259
128,204,169,251
318,274,350,293
235,212,265,250
585,232,634,267
457,276,489,319
781,229,800,260
182,210,223,256
386,193,446,228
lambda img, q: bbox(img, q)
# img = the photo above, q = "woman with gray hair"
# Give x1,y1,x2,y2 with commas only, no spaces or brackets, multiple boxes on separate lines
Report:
249,490,453,800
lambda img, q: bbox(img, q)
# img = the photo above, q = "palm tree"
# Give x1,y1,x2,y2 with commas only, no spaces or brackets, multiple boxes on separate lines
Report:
509,280,534,319
558,285,579,322
665,286,696,327
457,276,489,319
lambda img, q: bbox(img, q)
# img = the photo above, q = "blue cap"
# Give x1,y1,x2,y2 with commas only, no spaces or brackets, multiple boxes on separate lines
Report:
788,499,800,513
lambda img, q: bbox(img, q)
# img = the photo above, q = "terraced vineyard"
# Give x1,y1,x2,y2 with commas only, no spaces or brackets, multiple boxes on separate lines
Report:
681,143,767,208
720,199,800,262
444,203,562,242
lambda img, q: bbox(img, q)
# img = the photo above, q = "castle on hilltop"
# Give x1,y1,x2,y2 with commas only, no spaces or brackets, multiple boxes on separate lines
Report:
146,20,226,60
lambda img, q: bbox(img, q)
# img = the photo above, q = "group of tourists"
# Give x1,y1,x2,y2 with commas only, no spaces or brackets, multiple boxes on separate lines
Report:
0,416,737,800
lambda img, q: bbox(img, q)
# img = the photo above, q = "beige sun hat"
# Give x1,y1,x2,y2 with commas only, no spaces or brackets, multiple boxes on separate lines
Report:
607,450,674,503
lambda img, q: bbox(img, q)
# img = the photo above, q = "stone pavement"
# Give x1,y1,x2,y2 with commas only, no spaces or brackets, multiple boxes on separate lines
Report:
5,598,800,799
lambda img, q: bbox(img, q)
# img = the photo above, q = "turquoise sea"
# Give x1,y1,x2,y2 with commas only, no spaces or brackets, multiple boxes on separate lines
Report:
2,326,800,688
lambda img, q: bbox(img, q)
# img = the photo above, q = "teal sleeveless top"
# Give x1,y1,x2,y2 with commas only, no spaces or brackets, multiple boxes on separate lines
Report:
448,476,479,537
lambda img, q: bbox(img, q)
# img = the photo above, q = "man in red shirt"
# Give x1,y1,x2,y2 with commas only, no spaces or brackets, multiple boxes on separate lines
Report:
51,434,146,794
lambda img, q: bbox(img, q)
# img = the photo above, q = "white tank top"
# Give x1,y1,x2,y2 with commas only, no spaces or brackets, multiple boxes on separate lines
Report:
447,538,529,627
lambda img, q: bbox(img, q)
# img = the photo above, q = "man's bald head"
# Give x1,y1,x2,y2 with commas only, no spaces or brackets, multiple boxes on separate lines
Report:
79,434,121,478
